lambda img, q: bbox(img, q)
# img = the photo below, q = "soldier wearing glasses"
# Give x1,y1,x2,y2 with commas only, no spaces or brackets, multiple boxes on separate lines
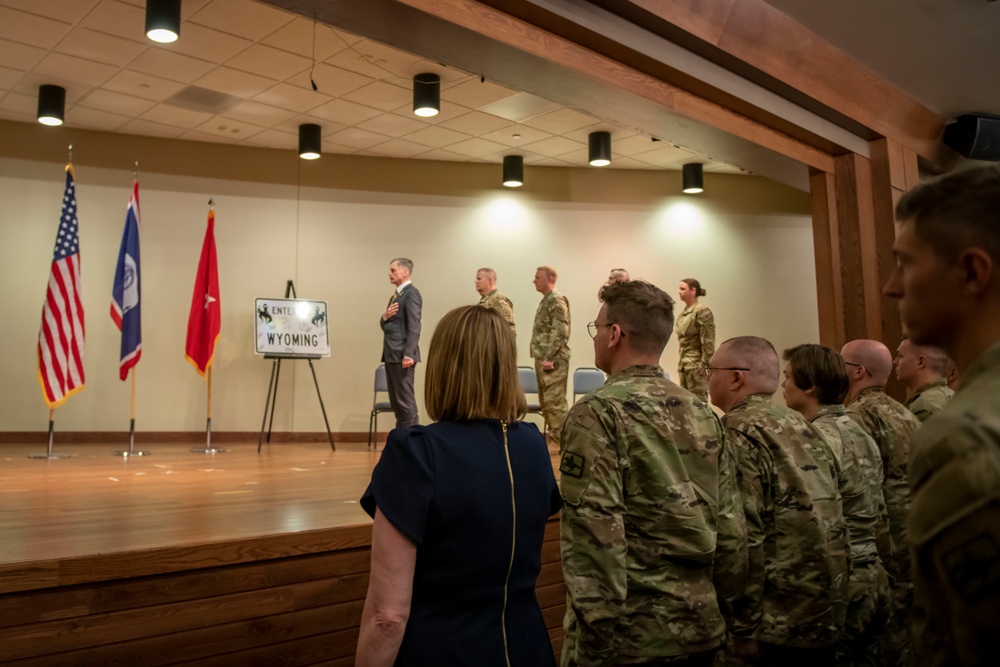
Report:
559,281,747,667
708,336,848,666
841,339,920,667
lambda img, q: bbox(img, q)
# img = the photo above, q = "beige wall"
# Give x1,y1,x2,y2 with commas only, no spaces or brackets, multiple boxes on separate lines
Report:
0,122,816,433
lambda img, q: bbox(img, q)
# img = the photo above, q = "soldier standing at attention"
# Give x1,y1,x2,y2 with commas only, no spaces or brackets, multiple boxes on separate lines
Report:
893,335,954,422
675,278,715,402
559,280,747,667
782,344,890,666
605,267,630,285
708,336,848,667
840,338,920,667
474,267,515,334
530,266,570,447
883,164,1000,666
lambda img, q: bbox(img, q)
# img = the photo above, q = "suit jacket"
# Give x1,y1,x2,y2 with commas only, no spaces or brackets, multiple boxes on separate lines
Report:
380,285,422,363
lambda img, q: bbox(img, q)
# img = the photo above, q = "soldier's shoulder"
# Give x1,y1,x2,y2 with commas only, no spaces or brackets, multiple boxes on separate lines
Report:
909,408,1000,544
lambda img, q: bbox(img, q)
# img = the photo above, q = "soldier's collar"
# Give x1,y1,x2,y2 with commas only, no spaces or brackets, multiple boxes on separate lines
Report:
960,340,1000,393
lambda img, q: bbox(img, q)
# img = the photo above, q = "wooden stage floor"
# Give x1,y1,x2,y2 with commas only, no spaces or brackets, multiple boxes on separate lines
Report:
0,440,382,567
0,438,567,664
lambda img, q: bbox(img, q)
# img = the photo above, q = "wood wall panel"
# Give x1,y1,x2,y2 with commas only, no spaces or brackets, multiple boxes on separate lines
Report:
809,169,844,347
0,519,565,664
595,0,945,163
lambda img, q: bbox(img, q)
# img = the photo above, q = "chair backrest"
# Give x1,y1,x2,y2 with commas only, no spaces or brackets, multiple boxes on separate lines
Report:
573,367,606,398
374,365,388,393
517,366,538,394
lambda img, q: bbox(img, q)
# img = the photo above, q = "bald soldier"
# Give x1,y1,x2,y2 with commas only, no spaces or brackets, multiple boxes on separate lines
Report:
605,268,630,285
559,280,747,666
781,344,890,666
893,336,954,422
475,268,515,333
709,336,848,666
841,339,920,667
883,165,1000,665
530,266,571,446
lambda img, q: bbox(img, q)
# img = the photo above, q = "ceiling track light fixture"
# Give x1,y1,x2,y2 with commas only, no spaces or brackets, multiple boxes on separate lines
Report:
682,163,704,194
412,73,440,117
588,131,611,167
37,84,65,126
298,123,322,160
145,0,181,43
502,155,524,188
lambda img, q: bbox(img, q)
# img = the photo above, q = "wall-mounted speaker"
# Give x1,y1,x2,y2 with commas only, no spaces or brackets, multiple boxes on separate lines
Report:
943,113,1000,161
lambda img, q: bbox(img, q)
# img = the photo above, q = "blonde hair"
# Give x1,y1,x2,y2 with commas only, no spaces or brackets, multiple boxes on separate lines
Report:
537,265,558,282
425,306,526,422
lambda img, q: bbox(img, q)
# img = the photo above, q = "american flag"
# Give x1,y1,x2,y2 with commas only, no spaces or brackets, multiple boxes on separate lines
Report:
37,166,86,408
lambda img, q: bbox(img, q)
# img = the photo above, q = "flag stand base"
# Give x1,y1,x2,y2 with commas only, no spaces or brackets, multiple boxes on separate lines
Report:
28,453,71,460
113,421,149,457
191,416,223,453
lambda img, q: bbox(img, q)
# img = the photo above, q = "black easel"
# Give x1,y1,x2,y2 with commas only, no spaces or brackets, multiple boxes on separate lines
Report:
257,280,335,452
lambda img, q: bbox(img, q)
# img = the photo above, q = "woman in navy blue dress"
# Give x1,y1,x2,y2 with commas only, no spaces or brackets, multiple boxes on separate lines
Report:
356,305,562,666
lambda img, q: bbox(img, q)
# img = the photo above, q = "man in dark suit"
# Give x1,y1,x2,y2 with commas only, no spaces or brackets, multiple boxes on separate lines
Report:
380,258,422,428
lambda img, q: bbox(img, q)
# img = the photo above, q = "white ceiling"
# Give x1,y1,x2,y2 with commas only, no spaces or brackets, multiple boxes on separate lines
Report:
0,0,741,173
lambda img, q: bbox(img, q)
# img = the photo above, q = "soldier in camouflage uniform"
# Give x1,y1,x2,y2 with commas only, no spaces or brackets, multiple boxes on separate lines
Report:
841,339,920,667
883,165,1000,666
531,266,571,446
675,278,715,402
708,336,848,666
559,280,747,667
782,344,891,666
893,336,954,422
475,267,515,334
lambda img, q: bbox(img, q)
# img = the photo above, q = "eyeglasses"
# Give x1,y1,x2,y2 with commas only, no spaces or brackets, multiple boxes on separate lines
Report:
586,321,626,339
698,366,751,378
843,361,873,377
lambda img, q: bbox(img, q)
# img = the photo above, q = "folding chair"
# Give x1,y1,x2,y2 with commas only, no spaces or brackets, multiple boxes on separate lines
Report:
518,366,543,416
573,367,606,402
367,365,393,451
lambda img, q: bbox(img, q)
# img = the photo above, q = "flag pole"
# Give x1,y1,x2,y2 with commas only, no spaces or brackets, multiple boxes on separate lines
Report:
190,198,224,454
207,366,213,448
29,409,70,459
115,368,149,456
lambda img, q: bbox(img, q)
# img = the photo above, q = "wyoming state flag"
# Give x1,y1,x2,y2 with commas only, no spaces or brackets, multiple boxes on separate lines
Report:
184,209,221,377
111,180,141,380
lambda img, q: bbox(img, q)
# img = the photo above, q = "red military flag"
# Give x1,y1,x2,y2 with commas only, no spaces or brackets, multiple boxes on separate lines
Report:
184,209,221,377
38,165,86,408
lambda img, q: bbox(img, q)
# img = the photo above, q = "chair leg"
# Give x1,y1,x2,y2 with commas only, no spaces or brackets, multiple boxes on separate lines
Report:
368,410,375,450
373,412,379,453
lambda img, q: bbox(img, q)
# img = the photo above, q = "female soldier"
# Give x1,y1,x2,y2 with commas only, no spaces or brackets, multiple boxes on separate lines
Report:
675,278,716,401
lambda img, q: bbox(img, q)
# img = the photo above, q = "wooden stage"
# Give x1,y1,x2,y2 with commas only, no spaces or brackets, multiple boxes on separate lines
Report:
0,439,566,665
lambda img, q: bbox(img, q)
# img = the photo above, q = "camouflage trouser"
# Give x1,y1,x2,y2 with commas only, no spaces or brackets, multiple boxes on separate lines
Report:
535,359,568,446
679,367,709,402
879,553,913,667
837,560,891,667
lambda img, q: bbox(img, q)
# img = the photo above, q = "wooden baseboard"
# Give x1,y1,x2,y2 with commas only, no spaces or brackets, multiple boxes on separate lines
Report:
0,431,373,444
